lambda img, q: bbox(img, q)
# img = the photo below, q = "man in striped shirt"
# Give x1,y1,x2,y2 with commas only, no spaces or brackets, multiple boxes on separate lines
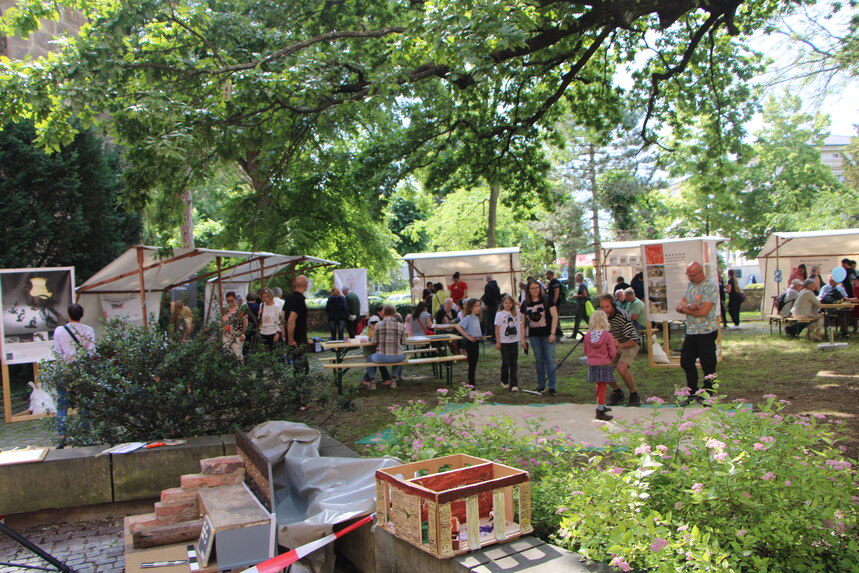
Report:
598,294,641,407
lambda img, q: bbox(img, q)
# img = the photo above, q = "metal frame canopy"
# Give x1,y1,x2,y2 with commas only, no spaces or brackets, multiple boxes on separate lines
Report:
756,229,859,315
76,246,338,330
600,236,728,294
402,247,522,299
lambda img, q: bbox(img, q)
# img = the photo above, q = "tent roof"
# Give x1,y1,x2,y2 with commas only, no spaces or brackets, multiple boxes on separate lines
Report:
207,254,339,284
78,246,338,294
401,248,521,277
602,236,729,251
756,229,859,259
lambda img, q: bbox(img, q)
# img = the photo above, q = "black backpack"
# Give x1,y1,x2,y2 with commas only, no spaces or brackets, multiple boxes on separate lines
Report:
776,291,789,311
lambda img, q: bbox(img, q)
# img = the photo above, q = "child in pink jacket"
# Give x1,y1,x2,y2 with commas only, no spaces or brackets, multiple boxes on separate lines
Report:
583,310,617,421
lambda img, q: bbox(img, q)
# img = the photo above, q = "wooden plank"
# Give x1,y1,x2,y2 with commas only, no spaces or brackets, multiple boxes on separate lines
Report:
197,485,269,531
133,519,203,549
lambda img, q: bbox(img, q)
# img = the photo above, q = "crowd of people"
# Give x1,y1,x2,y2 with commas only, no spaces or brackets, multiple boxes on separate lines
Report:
777,259,859,340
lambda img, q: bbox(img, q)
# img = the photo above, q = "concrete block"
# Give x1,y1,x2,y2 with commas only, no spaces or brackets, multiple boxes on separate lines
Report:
220,433,237,456
0,445,111,514
112,436,225,502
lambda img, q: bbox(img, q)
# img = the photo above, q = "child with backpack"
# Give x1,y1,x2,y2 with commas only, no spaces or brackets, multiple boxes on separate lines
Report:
583,310,617,421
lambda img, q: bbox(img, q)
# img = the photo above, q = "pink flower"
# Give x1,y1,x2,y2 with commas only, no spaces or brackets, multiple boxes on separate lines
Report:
737,529,747,537
692,483,704,493
713,452,729,462
705,438,726,450
753,443,766,451
437,388,448,395
760,436,776,443
763,393,777,399
812,413,826,419
650,538,669,552
784,480,792,486
555,507,569,514
610,557,632,572
656,444,669,454
608,467,623,475
742,491,751,498
674,501,683,510
646,396,665,405
635,444,652,455
761,471,775,481
675,387,691,397
678,422,695,432
825,459,852,471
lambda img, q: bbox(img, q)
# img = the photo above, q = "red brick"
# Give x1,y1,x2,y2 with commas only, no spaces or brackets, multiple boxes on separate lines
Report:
180,471,243,490
128,513,163,533
200,455,244,475
154,501,199,522
161,487,198,505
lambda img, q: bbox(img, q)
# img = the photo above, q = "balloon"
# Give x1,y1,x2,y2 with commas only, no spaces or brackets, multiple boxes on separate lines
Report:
832,266,847,283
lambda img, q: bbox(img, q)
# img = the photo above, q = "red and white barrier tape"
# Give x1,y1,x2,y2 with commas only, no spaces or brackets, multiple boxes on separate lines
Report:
242,514,374,573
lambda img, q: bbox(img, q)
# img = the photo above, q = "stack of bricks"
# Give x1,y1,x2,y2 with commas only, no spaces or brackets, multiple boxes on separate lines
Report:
129,455,245,546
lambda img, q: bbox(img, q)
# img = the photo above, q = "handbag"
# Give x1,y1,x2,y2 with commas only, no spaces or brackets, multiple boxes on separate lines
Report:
584,299,595,315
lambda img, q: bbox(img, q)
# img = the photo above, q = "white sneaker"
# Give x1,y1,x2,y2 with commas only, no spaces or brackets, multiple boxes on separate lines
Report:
511,387,519,392
501,383,510,390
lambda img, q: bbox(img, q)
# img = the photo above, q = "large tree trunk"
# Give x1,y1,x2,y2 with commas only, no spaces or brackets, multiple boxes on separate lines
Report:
487,181,500,248
180,186,194,249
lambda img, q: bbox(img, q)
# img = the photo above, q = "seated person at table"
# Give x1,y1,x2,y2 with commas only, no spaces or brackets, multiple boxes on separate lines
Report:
778,279,802,318
623,288,647,330
435,298,457,324
790,279,823,340
411,302,433,336
615,289,628,311
819,275,849,303
368,304,406,389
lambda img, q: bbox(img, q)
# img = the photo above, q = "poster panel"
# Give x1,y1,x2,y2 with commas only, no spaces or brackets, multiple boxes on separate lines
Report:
333,268,369,315
100,294,144,324
642,241,707,322
1,267,75,364
791,256,840,283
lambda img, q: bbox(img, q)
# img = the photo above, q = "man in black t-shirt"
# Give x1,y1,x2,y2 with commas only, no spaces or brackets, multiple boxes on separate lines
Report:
571,273,590,338
481,275,502,341
285,275,310,372
545,270,565,337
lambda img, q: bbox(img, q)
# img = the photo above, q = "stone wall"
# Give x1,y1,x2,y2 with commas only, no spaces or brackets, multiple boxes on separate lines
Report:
0,2,85,60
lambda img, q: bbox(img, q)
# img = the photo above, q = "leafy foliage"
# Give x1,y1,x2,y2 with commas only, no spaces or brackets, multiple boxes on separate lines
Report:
39,320,332,446
0,122,140,282
552,392,859,572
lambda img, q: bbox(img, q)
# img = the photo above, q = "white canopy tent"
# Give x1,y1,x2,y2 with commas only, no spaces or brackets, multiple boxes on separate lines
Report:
756,229,859,314
401,247,522,300
76,246,338,333
601,236,728,294
203,254,339,323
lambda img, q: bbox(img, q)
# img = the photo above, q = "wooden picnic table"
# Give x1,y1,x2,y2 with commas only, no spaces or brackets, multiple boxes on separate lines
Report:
321,334,463,393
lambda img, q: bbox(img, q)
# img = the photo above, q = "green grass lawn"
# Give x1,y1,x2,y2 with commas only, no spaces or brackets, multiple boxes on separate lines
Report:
298,321,859,458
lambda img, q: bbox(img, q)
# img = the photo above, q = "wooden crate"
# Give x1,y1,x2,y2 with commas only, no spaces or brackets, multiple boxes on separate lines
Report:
375,454,532,559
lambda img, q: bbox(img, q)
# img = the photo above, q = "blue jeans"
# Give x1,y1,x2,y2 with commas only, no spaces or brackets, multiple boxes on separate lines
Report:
368,352,405,378
529,335,556,390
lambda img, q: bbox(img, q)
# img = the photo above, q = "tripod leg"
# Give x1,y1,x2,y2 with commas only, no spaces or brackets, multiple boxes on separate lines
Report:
0,521,77,573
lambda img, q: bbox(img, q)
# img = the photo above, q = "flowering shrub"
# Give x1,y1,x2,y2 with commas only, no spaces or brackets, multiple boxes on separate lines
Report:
366,386,585,480
552,391,859,572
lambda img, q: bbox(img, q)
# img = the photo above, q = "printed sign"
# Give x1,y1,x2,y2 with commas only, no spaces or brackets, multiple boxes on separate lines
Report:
1,268,75,364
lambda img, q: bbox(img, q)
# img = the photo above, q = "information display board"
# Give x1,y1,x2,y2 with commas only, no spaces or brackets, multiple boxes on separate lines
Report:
642,240,721,323
1,267,75,365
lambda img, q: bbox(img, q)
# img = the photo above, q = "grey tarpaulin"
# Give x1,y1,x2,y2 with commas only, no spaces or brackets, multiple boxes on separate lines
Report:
248,421,402,573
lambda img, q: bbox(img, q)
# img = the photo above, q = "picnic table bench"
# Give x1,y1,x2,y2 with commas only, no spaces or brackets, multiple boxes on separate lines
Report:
323,354,467,390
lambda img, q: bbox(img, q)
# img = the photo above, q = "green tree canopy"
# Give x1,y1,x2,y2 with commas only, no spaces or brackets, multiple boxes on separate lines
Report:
0,122,141,281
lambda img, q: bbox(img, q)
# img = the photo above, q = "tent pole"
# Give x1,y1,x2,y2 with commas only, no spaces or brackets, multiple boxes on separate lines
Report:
259,258,266,289
216,257,225,316
136,246,149,329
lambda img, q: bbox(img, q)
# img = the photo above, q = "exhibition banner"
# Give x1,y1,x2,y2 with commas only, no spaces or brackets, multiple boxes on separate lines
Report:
0,267,75,364
100,294,145,323
642,241,720,322
333,268,369,315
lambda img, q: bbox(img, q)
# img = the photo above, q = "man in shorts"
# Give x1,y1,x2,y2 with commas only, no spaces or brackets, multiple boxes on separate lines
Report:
598,294,641,407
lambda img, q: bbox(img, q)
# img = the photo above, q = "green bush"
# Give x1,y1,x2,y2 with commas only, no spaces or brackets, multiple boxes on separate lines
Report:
552,392,859,572
39,319,331,446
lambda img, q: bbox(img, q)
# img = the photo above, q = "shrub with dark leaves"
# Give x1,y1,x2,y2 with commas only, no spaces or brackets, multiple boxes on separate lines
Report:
39,319,330,446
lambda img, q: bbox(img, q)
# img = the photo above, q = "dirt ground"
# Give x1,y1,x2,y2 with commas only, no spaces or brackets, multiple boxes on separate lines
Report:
300,321,859,460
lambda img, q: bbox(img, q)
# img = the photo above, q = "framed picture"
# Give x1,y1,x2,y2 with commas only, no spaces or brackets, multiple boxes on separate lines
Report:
1,267,75,365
